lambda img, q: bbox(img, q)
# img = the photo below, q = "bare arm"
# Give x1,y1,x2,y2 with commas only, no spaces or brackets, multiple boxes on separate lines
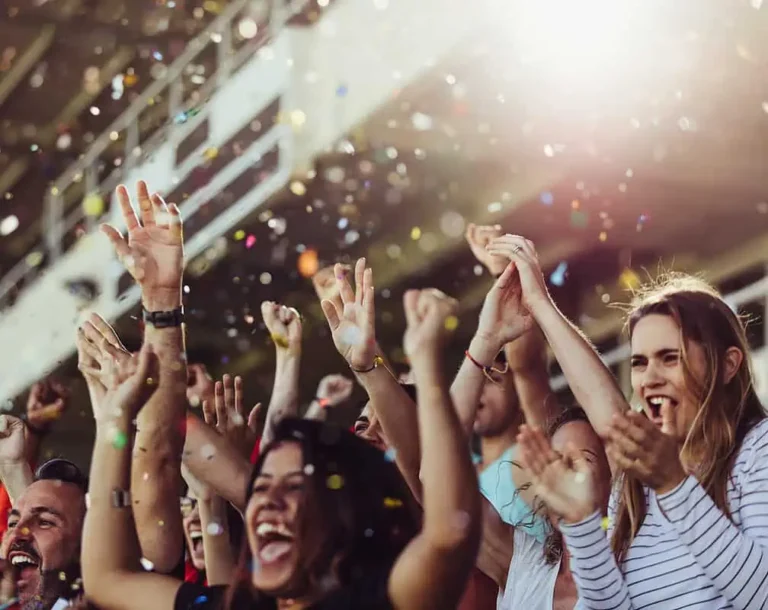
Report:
389,290,482,610
320,259,423,501
260,302,302,448
101,182,187,572
83,343,182,610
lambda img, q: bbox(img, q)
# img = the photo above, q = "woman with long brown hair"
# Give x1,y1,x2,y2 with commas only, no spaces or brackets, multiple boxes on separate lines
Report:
488,234,768,609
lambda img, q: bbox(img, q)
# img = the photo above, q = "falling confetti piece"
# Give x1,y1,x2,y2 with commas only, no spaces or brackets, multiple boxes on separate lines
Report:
111,429,128,449
444,315,459,331
327,474,344,490
303,463,315,475
245,235,256,249
619,268,641,290
384,448,397,462
201,444,216,460
410,226,422,240
384,497,403,508
601,517,610,530
336,84,348,97
206,522,224,535
540,192,554,205
140,558,155,571
297,249,319,278
234,229,245,241
550,261,568,287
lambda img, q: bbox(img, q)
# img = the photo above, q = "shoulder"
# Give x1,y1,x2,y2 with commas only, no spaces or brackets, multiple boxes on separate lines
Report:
735,418,768,474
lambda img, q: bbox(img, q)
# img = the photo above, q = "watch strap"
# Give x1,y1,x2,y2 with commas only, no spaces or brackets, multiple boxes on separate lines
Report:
142,306,184,328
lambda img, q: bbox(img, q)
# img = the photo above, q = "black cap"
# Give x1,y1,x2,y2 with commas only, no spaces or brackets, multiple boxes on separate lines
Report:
35,459,88,493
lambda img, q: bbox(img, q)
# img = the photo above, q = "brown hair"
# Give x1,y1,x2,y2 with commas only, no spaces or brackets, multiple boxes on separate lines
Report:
225,418,420,609
610,274,765,561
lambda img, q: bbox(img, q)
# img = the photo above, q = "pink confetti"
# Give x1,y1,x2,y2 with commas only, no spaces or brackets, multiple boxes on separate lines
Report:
245,234,256,249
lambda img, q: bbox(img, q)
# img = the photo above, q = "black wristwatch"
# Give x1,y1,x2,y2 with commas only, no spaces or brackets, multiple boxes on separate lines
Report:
142,306,185,328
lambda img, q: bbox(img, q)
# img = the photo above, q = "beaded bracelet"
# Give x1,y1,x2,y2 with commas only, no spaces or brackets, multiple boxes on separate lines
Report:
464,350,509,384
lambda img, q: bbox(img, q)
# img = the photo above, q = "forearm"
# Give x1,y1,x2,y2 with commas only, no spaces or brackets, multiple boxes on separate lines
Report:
411,353,481,548
450,336,500,436
83,418,143,604
262,351,301,447
506,344,558,430
198,495,235,586
532,300,627,436
133,290,187,572
0,461,33,504
183,414,250,512
356,366,423,501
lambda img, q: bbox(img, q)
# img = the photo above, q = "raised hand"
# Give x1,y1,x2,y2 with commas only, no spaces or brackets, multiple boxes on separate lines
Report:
201,374,262,460
603,407,686,495
25,379,69,433
466,223,508,276
475,262,535,351
100,181,183,310
320,258,376,371
260,301,303,352
402,288,459,357
100,341,159,421
187,363,215,408
517,424,598,524
486,235,552,312
0,415,27,465
77,314,132,419
315,374,354,408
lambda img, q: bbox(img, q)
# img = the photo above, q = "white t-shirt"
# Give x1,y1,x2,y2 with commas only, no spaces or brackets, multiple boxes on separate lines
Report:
498,528,559,610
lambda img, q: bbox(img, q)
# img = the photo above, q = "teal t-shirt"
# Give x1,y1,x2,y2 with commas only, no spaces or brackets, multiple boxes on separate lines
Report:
475,445,549,543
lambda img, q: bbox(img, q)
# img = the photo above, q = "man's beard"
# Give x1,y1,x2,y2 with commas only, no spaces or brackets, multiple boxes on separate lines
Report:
21,562,81,610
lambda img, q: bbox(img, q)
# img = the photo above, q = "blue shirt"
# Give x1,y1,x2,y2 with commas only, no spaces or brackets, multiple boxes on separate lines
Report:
476,445,549,543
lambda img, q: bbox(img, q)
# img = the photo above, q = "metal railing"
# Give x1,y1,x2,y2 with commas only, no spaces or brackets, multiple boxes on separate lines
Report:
0,0,310,304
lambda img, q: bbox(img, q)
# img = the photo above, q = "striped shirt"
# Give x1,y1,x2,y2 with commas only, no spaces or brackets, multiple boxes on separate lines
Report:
561,418,768,610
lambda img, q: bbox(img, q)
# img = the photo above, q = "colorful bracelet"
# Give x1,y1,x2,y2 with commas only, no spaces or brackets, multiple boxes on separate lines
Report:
270,333,290,349
464,350,509,384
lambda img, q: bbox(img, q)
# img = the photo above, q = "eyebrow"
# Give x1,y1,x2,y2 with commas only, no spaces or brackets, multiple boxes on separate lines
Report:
9,506,65,520
253,470,305,481
631,348,680,359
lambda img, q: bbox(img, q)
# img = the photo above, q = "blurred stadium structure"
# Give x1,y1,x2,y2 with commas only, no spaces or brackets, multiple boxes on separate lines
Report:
0,0,765,444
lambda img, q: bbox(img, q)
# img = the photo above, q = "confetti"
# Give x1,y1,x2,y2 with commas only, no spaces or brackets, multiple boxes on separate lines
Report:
140,558,155,571
601,517,610,531
550,261,568,287
297,249,319,278
303,463,315,475
384,497,403,508
111,429,128,450
326,474,344,490
384,448,397,462
206,522,223,536
245,234,256,249
444,315,459,331
540,192,554,205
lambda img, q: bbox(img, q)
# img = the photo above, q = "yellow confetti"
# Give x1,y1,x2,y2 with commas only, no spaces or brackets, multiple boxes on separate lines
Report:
290,181,306,196
234,229,245,241
444,315,459,331
619,268,641,290
384,497,403,508
203,147,219,161
601,517,610,530
326,474,344,490
82,193,105,218
410,226,422,240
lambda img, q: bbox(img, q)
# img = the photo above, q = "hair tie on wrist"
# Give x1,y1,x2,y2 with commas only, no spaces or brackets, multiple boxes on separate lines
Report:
464,350,509,384
350,355,383,374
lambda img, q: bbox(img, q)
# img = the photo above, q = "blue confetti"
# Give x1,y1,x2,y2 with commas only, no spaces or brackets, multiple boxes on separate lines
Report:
193,596,208,605
336,84,348,97
550,261,568,287
384,448,397,462
540,191,554,206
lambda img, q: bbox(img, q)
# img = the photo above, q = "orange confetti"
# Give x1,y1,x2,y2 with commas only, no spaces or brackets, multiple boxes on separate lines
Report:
298,249,319,278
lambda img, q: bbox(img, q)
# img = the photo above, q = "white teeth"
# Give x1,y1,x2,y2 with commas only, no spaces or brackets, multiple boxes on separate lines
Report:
10,555,37,566
256,522,293,538
190,532,203,541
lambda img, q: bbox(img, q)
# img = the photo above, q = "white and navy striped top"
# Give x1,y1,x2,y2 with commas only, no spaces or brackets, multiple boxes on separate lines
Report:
561,418,768,610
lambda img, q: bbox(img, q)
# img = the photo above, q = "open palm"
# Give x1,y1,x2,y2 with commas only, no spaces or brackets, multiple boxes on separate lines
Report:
101,181,183,295
477,262,534,347
518,425,597,524
320,258,376,370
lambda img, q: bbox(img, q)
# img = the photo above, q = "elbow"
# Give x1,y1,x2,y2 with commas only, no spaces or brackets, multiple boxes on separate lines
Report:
423,493,482,553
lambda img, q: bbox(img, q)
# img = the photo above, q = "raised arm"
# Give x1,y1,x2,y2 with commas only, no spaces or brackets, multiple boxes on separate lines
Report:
259,301,302,448
450,263,536,435
389,289,482,610
82,342,183,610
0,415,34,503
487,235,628,438
320,258,422,500
101,181,187,573
303,374,354,422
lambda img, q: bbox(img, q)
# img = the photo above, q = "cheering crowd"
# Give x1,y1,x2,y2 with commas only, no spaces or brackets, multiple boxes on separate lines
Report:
0,179,765,610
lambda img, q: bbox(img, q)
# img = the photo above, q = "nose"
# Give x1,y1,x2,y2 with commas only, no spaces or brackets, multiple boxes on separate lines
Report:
640,360,667,392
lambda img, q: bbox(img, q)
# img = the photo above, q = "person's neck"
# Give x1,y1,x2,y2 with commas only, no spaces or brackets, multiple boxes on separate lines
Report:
480,428,518,466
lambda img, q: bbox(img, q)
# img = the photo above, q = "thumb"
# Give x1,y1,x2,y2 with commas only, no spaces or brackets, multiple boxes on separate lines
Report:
247,403,262,433
661,401,678,439
495,261,517,289
320,299,340,330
